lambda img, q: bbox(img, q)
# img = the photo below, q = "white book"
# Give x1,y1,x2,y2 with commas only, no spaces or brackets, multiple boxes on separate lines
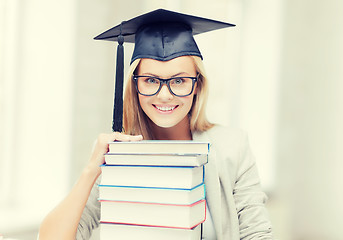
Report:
98,183,205,205
104,153,208,167
100,199,206,229
100,223,202,240
100,165,204,189
108,140,210,155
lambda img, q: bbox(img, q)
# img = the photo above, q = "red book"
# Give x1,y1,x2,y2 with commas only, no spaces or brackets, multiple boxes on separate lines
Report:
100,199,206,229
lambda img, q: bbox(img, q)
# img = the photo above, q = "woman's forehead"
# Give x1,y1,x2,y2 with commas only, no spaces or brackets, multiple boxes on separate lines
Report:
137,56,196,76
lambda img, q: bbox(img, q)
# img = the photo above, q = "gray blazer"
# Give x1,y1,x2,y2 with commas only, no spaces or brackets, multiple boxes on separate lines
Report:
193,126,273,239
77,125,273,239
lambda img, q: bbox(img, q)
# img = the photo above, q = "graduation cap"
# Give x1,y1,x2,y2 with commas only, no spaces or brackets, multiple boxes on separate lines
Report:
94,9,235,132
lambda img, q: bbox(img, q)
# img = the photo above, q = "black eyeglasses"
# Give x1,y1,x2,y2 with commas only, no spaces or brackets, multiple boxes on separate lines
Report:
132,75,198,97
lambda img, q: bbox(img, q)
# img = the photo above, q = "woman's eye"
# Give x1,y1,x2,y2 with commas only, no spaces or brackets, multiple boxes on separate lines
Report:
146,78,158,84
172,78,184,84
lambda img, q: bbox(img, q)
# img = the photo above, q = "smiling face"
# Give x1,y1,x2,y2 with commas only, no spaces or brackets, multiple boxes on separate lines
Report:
136,56,197,129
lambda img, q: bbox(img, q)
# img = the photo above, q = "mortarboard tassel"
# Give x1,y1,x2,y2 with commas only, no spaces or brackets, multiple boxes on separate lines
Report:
112,22,125,132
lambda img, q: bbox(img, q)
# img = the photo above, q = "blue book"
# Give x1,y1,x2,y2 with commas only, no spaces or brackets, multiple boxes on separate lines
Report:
98,183,205,205
100,165,204,189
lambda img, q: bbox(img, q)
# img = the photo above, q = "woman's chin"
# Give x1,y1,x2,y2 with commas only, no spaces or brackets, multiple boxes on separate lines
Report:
151,121,179,129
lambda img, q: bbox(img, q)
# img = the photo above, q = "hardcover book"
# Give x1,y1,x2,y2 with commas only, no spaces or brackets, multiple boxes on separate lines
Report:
98,183,205,205
104,153,208,167
100,165,204,189
100,199,206,229
108,140,210,155
100,223,202,240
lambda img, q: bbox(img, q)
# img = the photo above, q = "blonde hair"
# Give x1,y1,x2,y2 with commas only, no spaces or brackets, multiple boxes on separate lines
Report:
122,56,214,139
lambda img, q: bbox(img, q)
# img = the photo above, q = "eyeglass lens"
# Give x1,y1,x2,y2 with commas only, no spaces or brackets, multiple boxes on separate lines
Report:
136,76,195,96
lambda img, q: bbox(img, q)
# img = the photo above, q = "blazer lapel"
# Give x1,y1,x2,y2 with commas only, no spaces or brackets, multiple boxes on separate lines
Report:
193,131,223,239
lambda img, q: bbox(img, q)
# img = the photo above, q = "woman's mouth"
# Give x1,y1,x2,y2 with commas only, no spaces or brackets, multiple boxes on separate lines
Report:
153,104,178,113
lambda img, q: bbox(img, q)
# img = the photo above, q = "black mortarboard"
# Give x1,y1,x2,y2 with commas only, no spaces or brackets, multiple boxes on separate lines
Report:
94,9,235,132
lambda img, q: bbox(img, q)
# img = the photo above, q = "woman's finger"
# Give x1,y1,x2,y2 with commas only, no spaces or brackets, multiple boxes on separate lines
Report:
109,132,143,142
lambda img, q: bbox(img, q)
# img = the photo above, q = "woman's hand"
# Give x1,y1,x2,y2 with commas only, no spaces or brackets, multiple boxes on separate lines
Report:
87,132,143,176
39,132,143,240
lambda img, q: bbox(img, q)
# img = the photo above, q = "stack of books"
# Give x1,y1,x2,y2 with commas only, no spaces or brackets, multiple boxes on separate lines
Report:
98,140,210,240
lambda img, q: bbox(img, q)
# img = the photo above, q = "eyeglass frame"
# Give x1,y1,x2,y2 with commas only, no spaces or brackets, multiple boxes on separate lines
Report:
132,74,199,97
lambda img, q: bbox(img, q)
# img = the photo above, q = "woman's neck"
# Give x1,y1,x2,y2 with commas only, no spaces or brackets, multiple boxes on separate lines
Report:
150,116,192,140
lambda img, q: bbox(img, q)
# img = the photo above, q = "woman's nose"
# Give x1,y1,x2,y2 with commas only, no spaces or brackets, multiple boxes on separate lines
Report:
156,84,173,100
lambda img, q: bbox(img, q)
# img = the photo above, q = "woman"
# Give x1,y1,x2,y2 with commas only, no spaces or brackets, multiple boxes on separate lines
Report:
39,9,273,240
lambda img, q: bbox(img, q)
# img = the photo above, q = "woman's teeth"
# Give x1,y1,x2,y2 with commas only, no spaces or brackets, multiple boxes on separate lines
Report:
156,106,176,111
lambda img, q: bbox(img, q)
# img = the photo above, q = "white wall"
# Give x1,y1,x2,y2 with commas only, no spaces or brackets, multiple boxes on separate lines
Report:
0,0,75,234
275,0,343,239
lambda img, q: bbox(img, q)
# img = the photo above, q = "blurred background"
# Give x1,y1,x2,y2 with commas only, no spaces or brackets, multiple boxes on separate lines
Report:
1,0,342,239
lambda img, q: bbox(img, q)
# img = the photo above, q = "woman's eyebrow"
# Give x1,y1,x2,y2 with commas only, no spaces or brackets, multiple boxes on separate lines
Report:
139,72,159,77
139,72,190,77
170,72,189,77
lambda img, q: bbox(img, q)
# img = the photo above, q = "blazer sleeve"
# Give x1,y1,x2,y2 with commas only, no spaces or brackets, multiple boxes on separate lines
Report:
76,177,101,240
233,132,273,239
